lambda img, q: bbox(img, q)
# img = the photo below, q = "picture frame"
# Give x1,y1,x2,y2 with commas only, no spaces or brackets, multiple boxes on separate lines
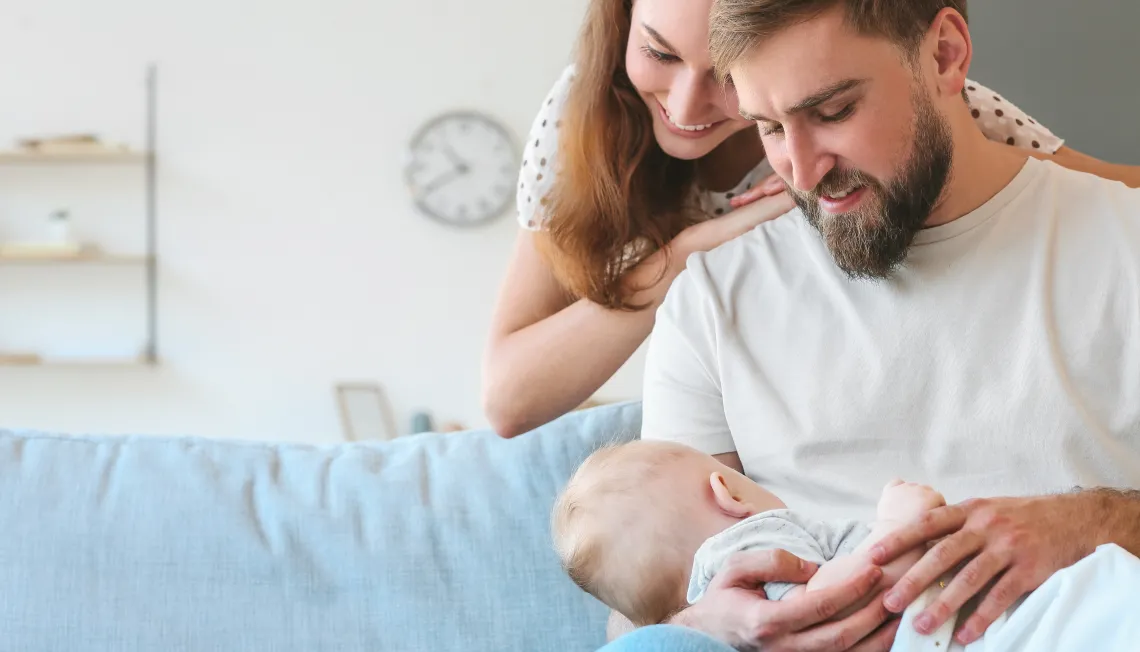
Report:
334,382,399,441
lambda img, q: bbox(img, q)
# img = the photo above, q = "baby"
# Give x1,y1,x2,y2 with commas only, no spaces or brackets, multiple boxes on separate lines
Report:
551,439,945,628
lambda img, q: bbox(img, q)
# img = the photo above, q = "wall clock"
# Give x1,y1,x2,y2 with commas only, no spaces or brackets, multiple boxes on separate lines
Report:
404,110,518,228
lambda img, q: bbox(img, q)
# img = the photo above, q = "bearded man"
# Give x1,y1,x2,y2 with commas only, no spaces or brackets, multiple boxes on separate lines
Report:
633,0,1140,650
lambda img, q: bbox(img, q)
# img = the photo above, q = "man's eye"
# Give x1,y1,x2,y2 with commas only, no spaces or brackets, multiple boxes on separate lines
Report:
760,123,784,137
820,104,856,123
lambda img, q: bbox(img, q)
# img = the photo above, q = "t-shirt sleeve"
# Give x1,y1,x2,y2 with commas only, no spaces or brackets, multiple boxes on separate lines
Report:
641,255,736,456
516,66,575,231
965,79,1064,154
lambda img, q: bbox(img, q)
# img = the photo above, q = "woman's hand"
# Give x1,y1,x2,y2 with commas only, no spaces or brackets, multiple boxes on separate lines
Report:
671,549,898,652
675,184,795,258
730,173,790,209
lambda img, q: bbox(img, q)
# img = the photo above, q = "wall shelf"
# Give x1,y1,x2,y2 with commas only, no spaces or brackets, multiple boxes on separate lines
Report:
0,63,160,364
0,252,152,265
0,150,149,165
0,352,155,368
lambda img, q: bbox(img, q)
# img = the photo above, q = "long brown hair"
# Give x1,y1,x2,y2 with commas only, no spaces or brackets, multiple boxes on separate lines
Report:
537,0,702,311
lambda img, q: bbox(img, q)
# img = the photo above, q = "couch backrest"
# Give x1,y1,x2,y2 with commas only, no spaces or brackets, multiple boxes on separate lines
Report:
0,401,642,652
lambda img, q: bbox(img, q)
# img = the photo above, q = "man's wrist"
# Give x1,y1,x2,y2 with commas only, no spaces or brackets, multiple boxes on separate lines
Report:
1073,487,1140,556
664,604,695,627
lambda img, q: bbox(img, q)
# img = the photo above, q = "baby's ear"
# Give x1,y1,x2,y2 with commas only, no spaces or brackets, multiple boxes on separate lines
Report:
710,472,753,519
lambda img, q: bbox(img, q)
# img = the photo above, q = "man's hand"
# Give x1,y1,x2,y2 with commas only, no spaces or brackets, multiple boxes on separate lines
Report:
868,494,1096,646
673,549,898,652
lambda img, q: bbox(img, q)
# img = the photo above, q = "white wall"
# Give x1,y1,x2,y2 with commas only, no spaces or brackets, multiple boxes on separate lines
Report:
0,0,647,442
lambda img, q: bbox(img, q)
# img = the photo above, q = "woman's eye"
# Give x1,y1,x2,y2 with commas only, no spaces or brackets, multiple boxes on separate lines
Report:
641,45,679,63
820,104,855,123
760,123,784,137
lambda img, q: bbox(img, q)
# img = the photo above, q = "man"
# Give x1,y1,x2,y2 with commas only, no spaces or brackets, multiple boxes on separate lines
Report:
607,1,1140,650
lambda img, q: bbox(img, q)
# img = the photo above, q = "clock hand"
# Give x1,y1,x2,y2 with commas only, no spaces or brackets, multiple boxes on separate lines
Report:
442,145,470,174
419,166,466,197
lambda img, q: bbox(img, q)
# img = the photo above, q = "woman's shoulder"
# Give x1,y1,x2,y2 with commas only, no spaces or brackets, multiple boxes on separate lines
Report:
516,64,577,230
964,78,1065,154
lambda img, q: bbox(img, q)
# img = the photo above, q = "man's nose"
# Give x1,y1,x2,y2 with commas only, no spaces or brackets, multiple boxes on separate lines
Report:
785,130,834,193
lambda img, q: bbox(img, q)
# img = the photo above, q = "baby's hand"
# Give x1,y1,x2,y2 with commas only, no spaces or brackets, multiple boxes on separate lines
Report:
877,479,946,523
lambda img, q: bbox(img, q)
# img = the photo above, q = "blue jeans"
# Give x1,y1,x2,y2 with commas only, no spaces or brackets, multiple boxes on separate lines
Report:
598,625,735,652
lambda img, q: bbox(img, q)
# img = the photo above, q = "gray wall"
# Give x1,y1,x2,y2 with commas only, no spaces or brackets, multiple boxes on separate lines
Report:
969,0,1139,164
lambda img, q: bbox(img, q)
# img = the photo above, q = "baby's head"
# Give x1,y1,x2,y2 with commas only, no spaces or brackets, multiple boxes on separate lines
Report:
551,440,785,626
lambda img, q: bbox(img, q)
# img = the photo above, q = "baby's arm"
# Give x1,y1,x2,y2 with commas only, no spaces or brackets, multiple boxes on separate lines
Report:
803,481,946,614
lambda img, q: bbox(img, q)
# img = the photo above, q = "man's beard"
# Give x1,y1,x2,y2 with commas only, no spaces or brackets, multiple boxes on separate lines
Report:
789,88,953,280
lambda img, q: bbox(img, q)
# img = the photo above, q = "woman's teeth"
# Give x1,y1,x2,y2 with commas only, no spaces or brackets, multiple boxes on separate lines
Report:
666,109,714,132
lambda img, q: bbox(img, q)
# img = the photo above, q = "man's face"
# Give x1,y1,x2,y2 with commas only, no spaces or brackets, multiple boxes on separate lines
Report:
730,7,953,280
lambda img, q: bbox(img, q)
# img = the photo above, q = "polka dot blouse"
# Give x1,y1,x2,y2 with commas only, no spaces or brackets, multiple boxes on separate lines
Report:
517,65,1065,231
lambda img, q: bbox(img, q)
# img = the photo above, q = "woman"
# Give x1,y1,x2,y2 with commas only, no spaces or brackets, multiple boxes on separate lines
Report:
483,0,1140,439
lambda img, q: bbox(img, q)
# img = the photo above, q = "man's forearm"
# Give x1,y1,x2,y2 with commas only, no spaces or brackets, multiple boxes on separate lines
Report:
1075,487,1140,557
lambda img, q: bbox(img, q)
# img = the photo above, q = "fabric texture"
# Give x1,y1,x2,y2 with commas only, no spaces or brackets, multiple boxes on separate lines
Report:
642,158,1140,522
598,624,736,652
0,401,643,652
687,509,871,603
515,65,1064,232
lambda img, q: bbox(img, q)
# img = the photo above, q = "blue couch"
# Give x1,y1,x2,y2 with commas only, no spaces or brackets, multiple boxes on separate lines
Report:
0,401,661,651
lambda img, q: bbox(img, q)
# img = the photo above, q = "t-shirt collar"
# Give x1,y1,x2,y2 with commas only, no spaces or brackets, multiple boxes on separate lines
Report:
912,157,1043,245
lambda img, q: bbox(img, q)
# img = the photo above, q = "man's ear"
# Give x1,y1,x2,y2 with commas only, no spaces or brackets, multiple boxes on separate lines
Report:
710,472,754,519
927,7,972,99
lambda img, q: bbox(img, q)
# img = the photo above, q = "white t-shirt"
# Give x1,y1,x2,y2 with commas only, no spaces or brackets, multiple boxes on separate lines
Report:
642,158,1140,522
516,65,1064,232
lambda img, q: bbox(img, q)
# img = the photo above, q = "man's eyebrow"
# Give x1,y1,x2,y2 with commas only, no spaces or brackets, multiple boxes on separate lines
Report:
642,24,678,53
739,78,866,122
786,78,866,114
739,108,770,122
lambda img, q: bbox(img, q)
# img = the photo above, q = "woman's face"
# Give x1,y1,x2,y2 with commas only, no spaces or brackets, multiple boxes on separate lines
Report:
625,0,756,160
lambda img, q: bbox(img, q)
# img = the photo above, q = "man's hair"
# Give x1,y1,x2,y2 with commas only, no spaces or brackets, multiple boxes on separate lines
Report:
709,0,969,81
550,442,693,627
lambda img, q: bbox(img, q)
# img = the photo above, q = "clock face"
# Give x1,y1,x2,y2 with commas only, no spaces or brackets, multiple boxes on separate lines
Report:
404,111,519,228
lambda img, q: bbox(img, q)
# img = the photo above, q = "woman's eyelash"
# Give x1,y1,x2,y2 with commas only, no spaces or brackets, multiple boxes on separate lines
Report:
641,45,679,63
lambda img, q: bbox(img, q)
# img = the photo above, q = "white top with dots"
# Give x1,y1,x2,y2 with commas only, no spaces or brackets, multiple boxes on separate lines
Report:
517,65,1065,231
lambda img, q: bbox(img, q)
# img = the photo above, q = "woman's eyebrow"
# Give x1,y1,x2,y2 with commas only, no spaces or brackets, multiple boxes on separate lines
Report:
642,23,679,53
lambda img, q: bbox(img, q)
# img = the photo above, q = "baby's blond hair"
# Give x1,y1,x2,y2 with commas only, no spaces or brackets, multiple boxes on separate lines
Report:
551,440,695,626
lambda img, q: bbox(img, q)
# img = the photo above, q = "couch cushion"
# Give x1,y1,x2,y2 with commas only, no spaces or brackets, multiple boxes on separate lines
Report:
0,401,642,652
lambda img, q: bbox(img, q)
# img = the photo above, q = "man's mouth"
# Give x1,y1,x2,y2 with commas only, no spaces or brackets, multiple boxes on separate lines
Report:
818,184,868,212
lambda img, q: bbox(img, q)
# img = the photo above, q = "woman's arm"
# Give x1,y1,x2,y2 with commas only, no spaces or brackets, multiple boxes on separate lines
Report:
482,193,794,438
482,231,678,438
1035,146,1140,188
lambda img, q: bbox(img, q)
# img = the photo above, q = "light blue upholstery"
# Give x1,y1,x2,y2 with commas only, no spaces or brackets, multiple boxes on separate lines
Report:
600,625,736,652
0,401,642,651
